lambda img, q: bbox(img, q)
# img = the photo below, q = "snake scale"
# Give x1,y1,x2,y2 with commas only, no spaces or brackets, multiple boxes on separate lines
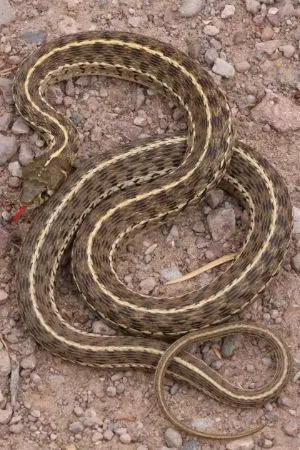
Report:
12,31,292,439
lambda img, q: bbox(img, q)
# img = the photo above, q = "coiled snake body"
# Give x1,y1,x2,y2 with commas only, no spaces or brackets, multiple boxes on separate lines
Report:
13,31,292,439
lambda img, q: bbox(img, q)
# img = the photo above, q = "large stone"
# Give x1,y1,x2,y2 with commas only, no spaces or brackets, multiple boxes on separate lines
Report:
252,91,300,132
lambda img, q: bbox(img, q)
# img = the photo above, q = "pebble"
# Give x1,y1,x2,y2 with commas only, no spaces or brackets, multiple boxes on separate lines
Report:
128,16,141,28
226,437,255,450
19,142,34,166
92,431,103,442
103,429,114,441
8,177,21,188
0,77,13,104
279,44,295,58
58,16,79,34
22,30,47,44
0,290,8,304
183,441,200,450
261,25,274,41
207,207,236,241
203,25,220,36
92,320,116,335
282,419,299,437
221,334,242,357
179,0,203,17
73,406,84,417
9,423,24,434
221,5,235,18
0,349,11,376
235,61,250,73
165,428,182,448
252,91,300,132
20,354,36,370
192,221,205,233
0,113,12,131
245,0,260,14
8,161,22,178
160,267,182,283
119,433,131,444
69,421,84,434
291,253,300,273
106,386,117,397
256,40,281,55
11,118,30,134
293,207,300,233
212,58,235,78
0,134,18,165
204,48,219,66
206,189,224,208
0,0,15,25
0,406,12,424
139,277,156,294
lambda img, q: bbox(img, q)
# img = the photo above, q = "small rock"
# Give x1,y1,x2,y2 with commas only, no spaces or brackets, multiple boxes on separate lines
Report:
221,5,235,18
282,419,299,437
212,58,235,78
226,437,255,450
261,25,274,41
256,40,281,55
0,290,8,304
8,161,22,178
160,267,182,283
22,30,47,44
69,421,84,434
235,61,250,73
279,44,295,58
291,253,300,273
92,431,103,442
252,91,300,132
0,406,12,424
19,142,34,166
0,0,15,25
73,406,84,417
139,277,156,294
9,423,23,434
165,428,182,448
119,433,131,444
203,25,220,36
103,429,114,441
0,113,12,131
192,221,205,233
0,349,11,376
8,177,21,188
245,0,260,14
207,207,236,241
11,118,30,134
0,77,13,104
206,189,224,208
0,134,18,165
222,334,242,357
179,0,203,17
20,354,36,370
92,320,116,335
204,48,219,66
106,386,117,397
183,440,200,450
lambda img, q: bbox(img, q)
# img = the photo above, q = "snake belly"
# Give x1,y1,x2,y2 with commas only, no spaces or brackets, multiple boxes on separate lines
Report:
14,31,292,438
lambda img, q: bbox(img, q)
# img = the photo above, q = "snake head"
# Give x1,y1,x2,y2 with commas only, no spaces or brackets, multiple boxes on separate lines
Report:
21,155,71,207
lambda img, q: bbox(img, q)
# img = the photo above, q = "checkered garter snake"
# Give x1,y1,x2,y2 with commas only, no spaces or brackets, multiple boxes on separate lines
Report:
12,31,293,439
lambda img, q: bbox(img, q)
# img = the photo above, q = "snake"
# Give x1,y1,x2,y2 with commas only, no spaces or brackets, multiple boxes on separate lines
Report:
12,31,293,439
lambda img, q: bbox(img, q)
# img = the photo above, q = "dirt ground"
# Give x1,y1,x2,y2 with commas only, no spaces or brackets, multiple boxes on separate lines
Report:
0,0,300,449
